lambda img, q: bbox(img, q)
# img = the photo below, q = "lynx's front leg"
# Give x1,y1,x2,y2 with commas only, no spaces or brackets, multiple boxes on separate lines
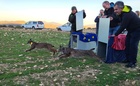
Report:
26,46,35,52
58,54,70,59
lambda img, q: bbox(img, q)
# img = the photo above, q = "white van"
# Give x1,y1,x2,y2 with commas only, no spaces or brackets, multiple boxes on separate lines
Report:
22,21,44,29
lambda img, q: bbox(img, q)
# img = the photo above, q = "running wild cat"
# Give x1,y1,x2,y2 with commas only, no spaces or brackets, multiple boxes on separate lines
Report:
26,39,57,55
58,45,101,61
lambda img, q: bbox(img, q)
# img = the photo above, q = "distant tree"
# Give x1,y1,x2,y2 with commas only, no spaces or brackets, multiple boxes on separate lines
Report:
8,25,14,28
15,25,22,29
0,25,7,27
92,28,96,30
87,27,92,30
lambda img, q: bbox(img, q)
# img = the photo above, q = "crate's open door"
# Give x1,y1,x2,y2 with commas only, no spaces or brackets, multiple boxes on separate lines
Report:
97,18,110,59
76,10,84,31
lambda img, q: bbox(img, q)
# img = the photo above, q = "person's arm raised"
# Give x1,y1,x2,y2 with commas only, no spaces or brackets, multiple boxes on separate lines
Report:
83,10,86,18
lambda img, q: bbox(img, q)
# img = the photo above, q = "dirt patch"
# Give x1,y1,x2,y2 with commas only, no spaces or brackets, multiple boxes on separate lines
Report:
73,68,99,82
0,27,58,33
14,76,29,85
9,60,39,73
10,67,26,73
47,58,59,63
0,64,9,68
119,79,140,86
0,64,9,74
5,58,18,61
15,60,36,66
51,62,63,67
29,69,77,86
0,64,9,71
19,67,99,85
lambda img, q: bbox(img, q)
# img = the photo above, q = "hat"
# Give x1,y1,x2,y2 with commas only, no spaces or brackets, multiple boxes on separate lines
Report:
71,6,77,10
110,2,114,7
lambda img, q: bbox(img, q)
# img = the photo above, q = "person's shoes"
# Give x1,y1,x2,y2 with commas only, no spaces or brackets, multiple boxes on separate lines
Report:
125,63,136,68
122,60,129,63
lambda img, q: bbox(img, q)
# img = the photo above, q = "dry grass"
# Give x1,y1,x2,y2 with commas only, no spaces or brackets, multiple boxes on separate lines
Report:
0,28,140,86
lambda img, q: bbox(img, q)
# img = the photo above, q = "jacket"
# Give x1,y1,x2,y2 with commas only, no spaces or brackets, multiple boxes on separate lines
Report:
115,5,140,36
94,16,100,29
68,11,86,32
104,7,120,28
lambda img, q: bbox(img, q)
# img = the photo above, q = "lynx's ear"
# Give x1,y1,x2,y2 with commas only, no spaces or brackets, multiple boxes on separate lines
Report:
30,39,32,41
60,45,62,48
60,44,64,48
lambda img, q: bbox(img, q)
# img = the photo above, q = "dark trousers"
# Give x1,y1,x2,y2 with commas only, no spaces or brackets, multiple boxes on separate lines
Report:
95,23,99,35
125,29,140,64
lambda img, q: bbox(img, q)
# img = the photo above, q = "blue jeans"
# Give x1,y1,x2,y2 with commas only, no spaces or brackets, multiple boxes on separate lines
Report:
109,26,120,35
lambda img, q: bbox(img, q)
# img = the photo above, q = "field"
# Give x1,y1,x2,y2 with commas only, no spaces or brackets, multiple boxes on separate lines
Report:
0,28,140,86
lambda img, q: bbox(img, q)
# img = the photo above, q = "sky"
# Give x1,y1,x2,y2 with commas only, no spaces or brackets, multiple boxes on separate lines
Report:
0,0,140,25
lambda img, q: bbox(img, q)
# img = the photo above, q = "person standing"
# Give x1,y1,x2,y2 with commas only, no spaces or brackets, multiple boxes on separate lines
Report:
102,1,120,35
114,1,140,68
68,6,86,47
110,2,115,8
94,9,104,35
135,11,140,17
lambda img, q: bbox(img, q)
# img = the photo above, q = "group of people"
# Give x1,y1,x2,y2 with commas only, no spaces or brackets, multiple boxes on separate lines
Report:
68,1,140,68
95,1,120,36
95,1,140,36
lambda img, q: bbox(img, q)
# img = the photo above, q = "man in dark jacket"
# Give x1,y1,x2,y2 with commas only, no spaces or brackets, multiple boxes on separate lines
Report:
68,6,86,32
68,6,86,47
94,9,104,35
114,1,140,68
102,1,120,35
